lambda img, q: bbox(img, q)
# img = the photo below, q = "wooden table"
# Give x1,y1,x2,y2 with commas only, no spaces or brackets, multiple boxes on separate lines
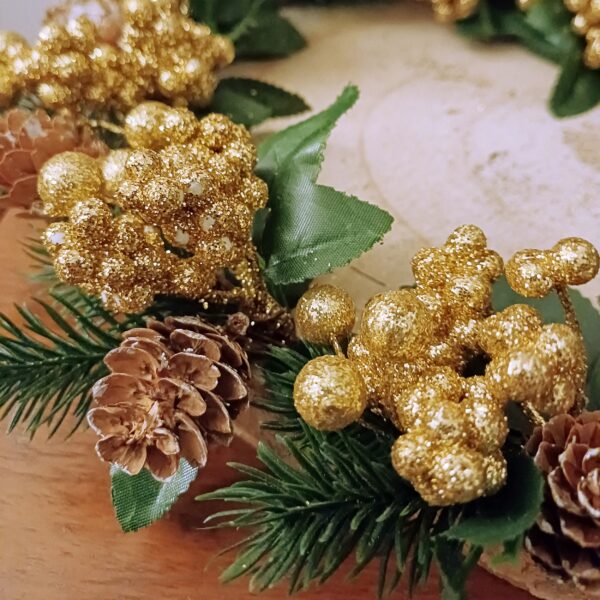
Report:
2,2,600,598
0,223,534,600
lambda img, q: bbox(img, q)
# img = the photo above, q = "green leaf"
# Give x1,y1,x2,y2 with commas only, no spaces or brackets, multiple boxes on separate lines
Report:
235,11,306,58
256,85,393,285
189,0,306,59
456,0,600,116
550,42,600,117
205,78,309,127
111,459,198,533
588,359,600,410
443,453,544,547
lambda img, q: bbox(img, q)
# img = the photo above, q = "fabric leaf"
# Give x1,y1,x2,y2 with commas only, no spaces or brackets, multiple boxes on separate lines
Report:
442,453,544,547
256,85,393,285
456,0,600,116
189,0,306,58
205,78,309,127
111,459,198,533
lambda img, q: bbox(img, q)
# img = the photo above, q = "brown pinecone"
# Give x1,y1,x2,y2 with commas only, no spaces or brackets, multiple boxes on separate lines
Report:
525,412,600,596
87,316,251,481
0,108,107,216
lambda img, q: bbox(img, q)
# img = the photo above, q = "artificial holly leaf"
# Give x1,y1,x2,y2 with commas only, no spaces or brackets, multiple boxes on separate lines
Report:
255,85,394,285
189,0,306,59
492,276,600,401
205,78,309,127
110,460,198,533
442,453,544,547
550,42,600,117
457,0,568,61
457,0,600,115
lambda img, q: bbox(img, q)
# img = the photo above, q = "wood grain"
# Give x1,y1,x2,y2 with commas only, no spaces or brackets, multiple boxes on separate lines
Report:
4,3,599,597
0,217,535,600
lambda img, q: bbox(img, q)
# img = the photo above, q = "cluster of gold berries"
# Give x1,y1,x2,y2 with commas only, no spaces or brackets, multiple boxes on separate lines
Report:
431,0,479,23
564,0,600,68
293,226,599,506
39,101,268,313
0,0,234,113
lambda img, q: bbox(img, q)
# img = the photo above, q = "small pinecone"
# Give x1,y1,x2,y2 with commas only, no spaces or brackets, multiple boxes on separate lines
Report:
88,316,251,481
0,108,107,215
525,412,600,596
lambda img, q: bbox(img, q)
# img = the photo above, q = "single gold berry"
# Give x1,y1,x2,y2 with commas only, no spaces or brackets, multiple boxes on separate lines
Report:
295,284,356,344
505,249,557,297
360,290,430,358
293,355,367,431
38,151,103,217
552,237,600,286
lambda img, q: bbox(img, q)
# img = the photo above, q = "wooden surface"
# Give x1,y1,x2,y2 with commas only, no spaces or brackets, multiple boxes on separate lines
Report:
2,2,600,599
0,226,533,600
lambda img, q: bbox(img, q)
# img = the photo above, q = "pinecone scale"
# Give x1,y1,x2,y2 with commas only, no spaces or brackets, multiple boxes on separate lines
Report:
88,316,251,481
0,107,107,214
526,412,600,596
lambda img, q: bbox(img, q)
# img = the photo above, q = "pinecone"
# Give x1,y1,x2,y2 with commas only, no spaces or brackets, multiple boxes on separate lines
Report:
88,316,251,481
525,412,600,596
0,108,107,215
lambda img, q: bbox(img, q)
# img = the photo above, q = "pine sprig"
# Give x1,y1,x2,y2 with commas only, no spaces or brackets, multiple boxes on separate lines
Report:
201,343,545,598
0,291,142,437
199,424,437,598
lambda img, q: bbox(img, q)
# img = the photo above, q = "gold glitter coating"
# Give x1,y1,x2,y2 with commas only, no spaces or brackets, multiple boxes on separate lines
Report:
0,0,234,113
293,355,367,431
293,226,597,506
506,238,600,297
295,284,356,345
431,0,480,22
41,103,271,314
553,0,600,68
37,151,103,216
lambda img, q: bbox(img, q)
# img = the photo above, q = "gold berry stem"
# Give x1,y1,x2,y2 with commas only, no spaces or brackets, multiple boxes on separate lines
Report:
88,118,125,136
555,284,582,336
522,402,546,428
555,285,589,416
331,337,345,357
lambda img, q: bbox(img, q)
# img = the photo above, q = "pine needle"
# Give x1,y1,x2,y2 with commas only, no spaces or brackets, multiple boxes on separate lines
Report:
0,290,140,437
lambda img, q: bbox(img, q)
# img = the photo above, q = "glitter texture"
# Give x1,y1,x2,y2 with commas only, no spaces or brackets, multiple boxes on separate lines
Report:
295,284,356,345
293,355,367,431
293,225,598,506
40,102,271,314
0,0,233,112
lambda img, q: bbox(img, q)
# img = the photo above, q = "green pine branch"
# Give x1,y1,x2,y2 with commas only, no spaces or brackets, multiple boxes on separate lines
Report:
0,291,142,437
199,425,440,598
200,342,545,598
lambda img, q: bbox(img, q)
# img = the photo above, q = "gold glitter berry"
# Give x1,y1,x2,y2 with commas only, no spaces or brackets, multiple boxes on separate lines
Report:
295,284,356,345
0,0,234,113
294,355,367,431
41,102,272,316
293,226,597,506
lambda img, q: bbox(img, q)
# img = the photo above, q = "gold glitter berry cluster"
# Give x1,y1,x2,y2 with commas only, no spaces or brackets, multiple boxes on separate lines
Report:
564,0,600,68
39,101,268,313
0,0,234,113
293,226,599,506
431,0,479,23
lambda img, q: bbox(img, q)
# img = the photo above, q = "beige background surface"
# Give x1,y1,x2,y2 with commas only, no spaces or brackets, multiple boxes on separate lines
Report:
1,2,599,599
